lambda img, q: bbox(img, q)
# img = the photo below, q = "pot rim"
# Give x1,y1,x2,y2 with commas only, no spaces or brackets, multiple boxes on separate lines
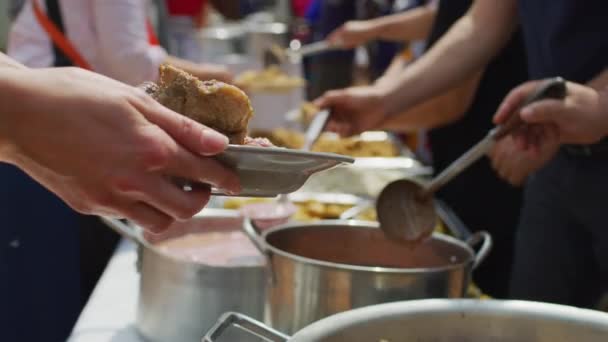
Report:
291,299,608,340
260,220,477,274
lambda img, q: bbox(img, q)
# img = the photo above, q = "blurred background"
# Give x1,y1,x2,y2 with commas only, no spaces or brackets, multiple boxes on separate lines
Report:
0,0,8,50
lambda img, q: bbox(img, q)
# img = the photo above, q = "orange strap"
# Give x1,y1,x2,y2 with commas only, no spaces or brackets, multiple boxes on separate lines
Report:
33,0,160,70
32,0,92,70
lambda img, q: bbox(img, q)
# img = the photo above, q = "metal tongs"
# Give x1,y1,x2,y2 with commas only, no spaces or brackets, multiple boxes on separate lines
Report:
376,77,568,243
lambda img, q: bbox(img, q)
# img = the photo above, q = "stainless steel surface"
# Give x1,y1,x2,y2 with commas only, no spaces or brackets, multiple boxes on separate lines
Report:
376,77,568,243
213,145,354,197
376,179,438,243
289,40,333,57
302,109,331,152
204,312,289,342
102,215,267,342
242,219,491,334
338,200,373,220
207,299,608,342
246,22,289,61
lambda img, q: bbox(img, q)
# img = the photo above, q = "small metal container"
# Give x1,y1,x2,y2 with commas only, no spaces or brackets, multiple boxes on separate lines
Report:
206,299,608,341
103,211,266,342
243,219,491,334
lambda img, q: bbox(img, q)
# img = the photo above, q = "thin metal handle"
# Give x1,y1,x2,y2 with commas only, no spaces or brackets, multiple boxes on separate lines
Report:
424,135,494,195
100,217,145,245
242,218,267,255
339,199,374,220
424,77,567,196
434,200,471,240
492,77,567,140
203,312,290,342
290,40,333,57
302,109,331,151
466,231,493,270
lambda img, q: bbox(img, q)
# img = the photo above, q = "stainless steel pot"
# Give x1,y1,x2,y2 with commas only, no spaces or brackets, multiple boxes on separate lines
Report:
103,212,267,342
243,219,491,334
205,299,608,341
244,22,289,61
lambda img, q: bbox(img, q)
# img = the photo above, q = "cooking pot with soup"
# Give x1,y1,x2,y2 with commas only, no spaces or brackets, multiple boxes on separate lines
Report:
102,212,266,342
242,219,491,334
205,299,608,341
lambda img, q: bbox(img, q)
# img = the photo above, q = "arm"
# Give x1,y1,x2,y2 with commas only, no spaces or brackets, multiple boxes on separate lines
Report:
328,5,437,48
381,0,519,117
0,52,27,70
0,66,239,232
316,0,519,136
379,70,483,132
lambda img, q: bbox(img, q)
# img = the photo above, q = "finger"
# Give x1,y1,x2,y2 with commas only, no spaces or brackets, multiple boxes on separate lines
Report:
122,201,175,234
166,145,241,194
493,80,543,124
519,99,566,125
133,96,229,156
313,90,344,109
143,176,211,220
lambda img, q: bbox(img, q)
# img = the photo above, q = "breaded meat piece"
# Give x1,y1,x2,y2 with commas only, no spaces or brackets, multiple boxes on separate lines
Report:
152,64,253,144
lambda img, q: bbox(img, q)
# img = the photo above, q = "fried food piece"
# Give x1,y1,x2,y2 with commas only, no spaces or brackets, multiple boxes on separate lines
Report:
235,66,305,92
153,64,253,144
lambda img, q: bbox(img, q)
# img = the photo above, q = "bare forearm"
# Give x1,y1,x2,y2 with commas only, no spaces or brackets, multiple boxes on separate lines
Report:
380,0,518,117
368,5,437,42
0,53,27,70
379,71,483,132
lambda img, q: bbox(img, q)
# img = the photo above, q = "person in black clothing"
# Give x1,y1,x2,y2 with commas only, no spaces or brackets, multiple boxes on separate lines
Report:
317,0,608,307
420,0,528,298
316,0,528,298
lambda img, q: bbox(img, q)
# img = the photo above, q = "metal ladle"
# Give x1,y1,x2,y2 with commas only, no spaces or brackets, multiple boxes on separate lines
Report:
377,77,567,243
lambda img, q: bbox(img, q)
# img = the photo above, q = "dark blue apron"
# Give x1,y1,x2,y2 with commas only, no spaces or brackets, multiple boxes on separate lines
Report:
1,1,117,341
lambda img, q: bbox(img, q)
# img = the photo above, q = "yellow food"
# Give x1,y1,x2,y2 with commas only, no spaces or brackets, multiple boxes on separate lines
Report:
249,129,399,157
235,66,305,92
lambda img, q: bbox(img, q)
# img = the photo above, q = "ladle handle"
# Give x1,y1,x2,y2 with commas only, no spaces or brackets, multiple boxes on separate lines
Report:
423,77,567,196
492,77,567,140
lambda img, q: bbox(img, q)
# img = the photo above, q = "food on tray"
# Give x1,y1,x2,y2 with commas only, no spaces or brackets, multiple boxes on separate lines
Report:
147,64,254,144
299,101,320,125
235,66,305,92
223,197,376,222
311,134,399,157
293,200,377,221
250,128,304,149
155,231,264,266
250,129,400,157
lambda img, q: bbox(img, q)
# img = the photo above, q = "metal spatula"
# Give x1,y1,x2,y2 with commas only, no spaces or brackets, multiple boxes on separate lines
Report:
376,77,567,243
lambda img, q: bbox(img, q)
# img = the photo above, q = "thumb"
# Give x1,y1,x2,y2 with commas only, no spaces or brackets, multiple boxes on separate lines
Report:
313,90,344,109
519,99,565,125
141,99,229,156
494,80,543,124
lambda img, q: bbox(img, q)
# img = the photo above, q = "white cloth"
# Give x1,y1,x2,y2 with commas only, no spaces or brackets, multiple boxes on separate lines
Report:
8,0,168,85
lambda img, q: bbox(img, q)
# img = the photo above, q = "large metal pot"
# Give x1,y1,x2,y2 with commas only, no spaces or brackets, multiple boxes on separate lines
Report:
103,212,266,342
205,299,608,341
243,219,491,334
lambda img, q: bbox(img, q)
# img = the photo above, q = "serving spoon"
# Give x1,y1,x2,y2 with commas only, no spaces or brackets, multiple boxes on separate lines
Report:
376,77,567,243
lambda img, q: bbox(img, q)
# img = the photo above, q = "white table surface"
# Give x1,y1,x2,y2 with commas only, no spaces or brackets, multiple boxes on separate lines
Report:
67,239,143,342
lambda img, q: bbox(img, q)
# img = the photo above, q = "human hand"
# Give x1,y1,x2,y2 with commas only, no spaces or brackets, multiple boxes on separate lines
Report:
0,67,240,233
489,135,559,186
327,20,377,49
494,80,608,150
314,85,388,136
